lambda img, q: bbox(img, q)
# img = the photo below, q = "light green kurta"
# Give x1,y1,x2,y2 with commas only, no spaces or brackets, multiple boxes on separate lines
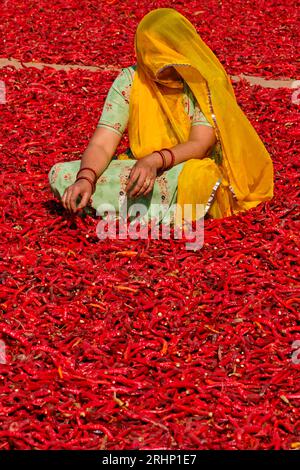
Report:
49,65,222,222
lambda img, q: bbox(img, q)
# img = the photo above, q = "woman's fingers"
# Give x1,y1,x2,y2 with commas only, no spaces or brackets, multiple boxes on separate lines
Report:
76,191,91,212
127,171,142,197
129,169,153,197
125,166,138,194
129,173,146,197
69,186,82,213
143,179,155,196
61,189,68,209
62,186,79,212
135,177,154,197
63,188,73,211
61,181,93,213
65,188,73,212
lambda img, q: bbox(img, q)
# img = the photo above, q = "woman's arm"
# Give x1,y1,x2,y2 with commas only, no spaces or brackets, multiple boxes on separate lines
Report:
62,127,122,213
126,124,216,198
61,67,132,213
77,127,122,179
164,124,216,165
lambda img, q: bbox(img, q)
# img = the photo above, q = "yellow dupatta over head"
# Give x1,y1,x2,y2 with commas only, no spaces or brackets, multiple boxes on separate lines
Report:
128,8,274,219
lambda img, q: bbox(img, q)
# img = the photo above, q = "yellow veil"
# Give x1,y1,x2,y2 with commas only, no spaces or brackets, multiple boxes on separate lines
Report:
128,8,273,218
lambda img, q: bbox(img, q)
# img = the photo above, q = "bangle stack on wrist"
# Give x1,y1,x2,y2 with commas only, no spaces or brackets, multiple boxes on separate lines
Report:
161,148,175,170
76,167,98,194
154,148,176,175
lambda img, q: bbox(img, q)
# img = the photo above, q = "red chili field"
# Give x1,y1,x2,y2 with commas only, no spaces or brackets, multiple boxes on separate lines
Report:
0,0,299,450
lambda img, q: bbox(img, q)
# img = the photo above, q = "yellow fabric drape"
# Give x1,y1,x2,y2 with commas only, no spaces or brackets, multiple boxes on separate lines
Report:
128,8,274,219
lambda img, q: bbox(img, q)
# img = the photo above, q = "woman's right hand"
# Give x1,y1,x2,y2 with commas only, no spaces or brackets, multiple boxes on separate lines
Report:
61,179,93,213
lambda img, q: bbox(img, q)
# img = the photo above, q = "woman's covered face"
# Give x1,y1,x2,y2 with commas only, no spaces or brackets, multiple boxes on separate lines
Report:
156,66,182,82
134,8,193,80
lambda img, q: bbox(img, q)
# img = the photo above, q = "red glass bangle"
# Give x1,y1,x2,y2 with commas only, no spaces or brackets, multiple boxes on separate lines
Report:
76,175,95,194
76,167,98,181
154,150,167,172
161,148,175,170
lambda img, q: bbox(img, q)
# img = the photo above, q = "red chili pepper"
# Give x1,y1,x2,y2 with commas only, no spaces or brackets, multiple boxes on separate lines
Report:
0,13,299,451
79,423,114,440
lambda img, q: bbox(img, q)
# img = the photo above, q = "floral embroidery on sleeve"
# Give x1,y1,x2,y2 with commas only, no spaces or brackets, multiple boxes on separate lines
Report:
105,102,113,112
97,66,135,136
192,101,213,127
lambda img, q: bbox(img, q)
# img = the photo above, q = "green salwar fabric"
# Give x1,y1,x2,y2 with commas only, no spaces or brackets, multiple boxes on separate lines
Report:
49,158,185,224
49,65,223,223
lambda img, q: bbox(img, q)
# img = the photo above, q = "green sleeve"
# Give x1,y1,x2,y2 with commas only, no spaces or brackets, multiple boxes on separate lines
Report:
97,67,134,136
192,100,213,127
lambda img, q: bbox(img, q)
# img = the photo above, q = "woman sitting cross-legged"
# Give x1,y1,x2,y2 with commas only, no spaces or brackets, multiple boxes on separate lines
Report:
49,8,273,225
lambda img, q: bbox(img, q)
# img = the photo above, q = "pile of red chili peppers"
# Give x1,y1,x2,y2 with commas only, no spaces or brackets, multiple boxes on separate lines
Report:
1,0,298,78
0,0,299,450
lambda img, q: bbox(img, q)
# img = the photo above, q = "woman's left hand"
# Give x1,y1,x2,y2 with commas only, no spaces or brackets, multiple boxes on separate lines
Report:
126,153,161,198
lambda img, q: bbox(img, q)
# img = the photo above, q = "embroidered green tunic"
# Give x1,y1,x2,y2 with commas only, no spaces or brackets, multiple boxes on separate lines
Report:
49,66,222,222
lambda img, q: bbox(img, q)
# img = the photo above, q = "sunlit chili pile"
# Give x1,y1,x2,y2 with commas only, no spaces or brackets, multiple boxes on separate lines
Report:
0,0,299,450
1,0,299,78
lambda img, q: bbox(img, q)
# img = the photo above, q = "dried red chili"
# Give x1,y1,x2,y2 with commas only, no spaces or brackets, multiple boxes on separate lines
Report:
0,3,299,451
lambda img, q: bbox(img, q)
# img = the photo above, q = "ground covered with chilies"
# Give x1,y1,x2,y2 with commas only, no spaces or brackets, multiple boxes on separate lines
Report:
0,1,299,451
1,0,299,78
